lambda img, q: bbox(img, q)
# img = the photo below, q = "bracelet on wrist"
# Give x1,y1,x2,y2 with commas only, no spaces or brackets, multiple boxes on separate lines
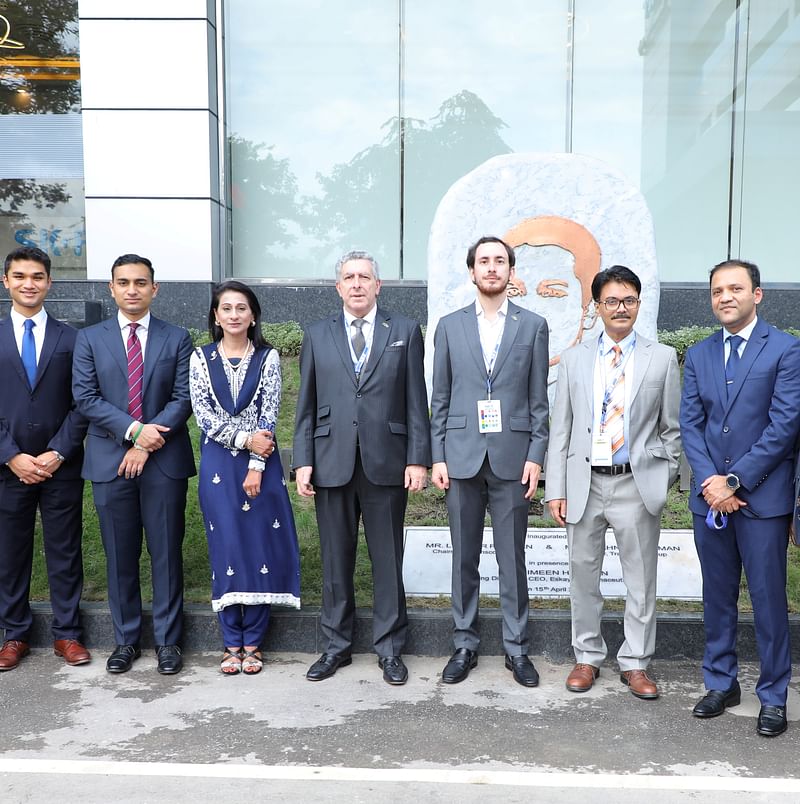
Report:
132,422,145,442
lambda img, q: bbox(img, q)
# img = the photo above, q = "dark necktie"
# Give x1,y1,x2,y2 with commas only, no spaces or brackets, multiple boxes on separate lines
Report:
127,322,144,421
725,334,743,395
21,318,37,387
351,318,366,358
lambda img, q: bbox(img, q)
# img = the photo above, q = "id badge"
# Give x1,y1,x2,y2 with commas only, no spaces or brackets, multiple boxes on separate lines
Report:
478,399,502,433
591,433,612,466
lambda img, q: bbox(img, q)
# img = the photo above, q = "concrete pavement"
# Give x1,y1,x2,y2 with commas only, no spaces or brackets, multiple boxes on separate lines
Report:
1,650,799,803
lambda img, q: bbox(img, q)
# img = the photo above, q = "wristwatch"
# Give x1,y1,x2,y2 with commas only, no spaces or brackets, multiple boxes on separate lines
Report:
52,450,65,463
725,473,740,491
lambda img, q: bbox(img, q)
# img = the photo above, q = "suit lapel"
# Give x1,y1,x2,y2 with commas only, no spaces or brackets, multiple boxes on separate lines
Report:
330,313,358,388
34,316,64,391
579,338,598,414
102,318,129,381
459,305,490,378
706,329,727,408
489,302,521,382
725,319,768,411
629,335,653,404
358,308,391,388
142,316,167,396
0,317,29,389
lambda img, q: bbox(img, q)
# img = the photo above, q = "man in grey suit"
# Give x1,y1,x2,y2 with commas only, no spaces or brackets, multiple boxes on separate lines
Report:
293,250,431,685
545,265,680,699
73,254,195,675
431,236,549,686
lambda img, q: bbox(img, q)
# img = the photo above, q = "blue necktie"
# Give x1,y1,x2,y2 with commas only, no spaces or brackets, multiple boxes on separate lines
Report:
21,318,37,387
725,334,743,396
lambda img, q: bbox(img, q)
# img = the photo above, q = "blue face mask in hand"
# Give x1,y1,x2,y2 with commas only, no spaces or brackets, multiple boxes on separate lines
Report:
706,509,728,530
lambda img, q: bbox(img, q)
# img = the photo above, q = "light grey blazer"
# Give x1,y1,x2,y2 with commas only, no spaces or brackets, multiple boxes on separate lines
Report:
430,301,550,480
544,332,681,522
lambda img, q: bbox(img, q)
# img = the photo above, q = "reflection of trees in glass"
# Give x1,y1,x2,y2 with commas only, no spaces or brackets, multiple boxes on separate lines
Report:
229,135,307,267
0,0,80,114
309,90,512,272
229,90,512,275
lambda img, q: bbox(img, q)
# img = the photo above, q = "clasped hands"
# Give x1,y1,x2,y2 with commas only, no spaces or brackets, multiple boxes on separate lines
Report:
9,451,63,484
701,474,747,516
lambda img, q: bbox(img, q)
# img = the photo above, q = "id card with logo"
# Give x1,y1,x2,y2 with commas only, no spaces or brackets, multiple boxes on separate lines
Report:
478,399,502,433
591,433,612,466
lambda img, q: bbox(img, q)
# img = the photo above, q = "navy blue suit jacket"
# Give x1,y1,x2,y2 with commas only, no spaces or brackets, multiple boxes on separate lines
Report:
72,315,195,483
680,318,800,519
0,314,86,480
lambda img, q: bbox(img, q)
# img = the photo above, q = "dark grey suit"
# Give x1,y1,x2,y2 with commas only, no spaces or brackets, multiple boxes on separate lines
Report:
430,301,549,654
293,307,431,657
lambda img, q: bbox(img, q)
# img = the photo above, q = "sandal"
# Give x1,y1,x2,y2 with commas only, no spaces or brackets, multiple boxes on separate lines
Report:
241,648,263,675
220,648,242,675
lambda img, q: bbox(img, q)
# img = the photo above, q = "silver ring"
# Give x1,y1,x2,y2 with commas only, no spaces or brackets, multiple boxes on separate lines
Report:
36,469,41,475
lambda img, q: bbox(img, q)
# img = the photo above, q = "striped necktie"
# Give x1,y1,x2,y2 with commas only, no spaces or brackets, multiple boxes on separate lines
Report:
127,322,144,421
606,345,625,456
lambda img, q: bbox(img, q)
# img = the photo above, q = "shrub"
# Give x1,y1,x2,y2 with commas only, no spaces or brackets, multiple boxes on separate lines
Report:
263,321,304,356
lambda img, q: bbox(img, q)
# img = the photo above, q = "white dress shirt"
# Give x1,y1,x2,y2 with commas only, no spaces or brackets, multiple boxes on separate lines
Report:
10,306,48,361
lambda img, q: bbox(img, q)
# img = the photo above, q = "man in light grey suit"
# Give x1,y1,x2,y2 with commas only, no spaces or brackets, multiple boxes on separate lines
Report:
431,236,549,687
294,250,431,686
545,265,680,699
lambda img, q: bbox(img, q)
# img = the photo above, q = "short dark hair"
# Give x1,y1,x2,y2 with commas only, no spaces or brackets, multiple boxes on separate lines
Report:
466,236,516,269
111,253,154,281
4,246,51,277
208,280,269,350
591,265,642,302
709,259,760,291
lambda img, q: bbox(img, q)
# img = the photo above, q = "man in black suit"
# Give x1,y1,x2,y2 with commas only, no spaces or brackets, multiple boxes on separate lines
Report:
0,247,89,671
73,254,195,675
294,250,431,685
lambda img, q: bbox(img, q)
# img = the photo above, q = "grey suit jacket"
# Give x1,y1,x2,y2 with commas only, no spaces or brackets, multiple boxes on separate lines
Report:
544,332,681,521
293,307,431,487
430,301,549,481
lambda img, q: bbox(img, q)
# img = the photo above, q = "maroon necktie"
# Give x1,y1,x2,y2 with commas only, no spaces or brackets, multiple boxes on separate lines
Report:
127,322,144,422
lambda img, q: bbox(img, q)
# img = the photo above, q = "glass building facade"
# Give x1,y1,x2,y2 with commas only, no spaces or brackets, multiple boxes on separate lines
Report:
0,0,85,277
223,0,800,284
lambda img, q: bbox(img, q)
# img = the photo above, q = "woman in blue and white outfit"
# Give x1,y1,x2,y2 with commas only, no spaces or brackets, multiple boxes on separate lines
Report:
190,280,300,675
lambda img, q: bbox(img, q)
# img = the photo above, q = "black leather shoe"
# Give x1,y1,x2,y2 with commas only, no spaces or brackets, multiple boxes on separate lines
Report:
378,655,408,685
441,648,477,684
156,645,183,675
505,654,539,687
306,652,352,681
106,644,141,674
757,705,788,737
692,682,741,718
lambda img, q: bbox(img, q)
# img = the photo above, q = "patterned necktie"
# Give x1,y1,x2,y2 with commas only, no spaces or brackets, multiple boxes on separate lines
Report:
127,322,144,421
606,345,625,456
351,318,366,358
21,318,37,387
725,335,743,396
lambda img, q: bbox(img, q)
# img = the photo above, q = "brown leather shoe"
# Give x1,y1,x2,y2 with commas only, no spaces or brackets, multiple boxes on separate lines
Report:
566,663,600,692
620,669,659,699
0,640,30,671
54,639,92,666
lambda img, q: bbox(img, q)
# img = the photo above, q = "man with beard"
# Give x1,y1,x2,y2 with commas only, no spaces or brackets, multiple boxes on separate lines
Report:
431,236,549,686
545,265,681,700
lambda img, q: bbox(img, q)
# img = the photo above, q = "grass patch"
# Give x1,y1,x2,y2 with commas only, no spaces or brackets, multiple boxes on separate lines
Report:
29,352,800,614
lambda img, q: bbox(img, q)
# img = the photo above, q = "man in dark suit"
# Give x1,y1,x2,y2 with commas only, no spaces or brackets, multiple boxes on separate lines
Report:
0,247,89,671
293,250,431,685
430,236,549,687
73,254,195,675
681,259,800,738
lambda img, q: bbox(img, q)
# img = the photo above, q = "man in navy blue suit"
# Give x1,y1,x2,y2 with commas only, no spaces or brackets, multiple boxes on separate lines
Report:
681,259,800,737
73,254,195,675
0,247,89,671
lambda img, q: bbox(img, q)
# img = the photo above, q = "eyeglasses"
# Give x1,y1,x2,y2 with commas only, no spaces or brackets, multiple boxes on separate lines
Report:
597,297,641,310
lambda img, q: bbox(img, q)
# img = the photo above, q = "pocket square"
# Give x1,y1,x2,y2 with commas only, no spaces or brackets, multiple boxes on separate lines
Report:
389,340,405,347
